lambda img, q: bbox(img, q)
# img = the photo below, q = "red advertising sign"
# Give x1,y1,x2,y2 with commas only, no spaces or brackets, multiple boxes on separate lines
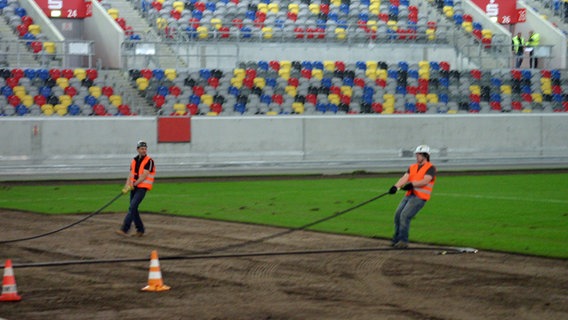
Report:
35,0,92,19
471,0,519,24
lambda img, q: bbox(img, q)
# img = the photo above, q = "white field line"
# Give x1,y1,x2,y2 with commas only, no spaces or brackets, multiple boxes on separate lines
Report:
435,192,568,204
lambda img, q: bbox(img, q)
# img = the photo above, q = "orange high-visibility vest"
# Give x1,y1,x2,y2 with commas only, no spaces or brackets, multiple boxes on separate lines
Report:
130,156,155,190
406,162,435,201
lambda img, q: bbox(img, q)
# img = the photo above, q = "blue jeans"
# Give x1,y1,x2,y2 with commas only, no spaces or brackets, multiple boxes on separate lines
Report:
392,194,426,244
121,187,147,233
515,53,523,68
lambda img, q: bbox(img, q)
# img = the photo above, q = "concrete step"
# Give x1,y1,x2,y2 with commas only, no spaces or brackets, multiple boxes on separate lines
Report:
98,69,156,115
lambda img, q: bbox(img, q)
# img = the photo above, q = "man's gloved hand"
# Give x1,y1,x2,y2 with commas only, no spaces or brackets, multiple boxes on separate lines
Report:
401,183,414,191
121,185,134,194
388,186,398,194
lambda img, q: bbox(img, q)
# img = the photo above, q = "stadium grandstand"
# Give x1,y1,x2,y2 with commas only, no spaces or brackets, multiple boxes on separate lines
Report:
0,0,567,180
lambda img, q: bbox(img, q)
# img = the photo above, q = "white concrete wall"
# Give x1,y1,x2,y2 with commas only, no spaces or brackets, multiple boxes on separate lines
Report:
1,114,567,180
84,0,124,68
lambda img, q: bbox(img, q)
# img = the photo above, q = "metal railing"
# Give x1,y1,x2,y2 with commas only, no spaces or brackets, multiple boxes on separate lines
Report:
0,39,95,68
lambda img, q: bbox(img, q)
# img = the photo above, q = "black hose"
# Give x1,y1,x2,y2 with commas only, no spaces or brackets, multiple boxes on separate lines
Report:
203,192,390,253
0,192,124,244
5,245,476,269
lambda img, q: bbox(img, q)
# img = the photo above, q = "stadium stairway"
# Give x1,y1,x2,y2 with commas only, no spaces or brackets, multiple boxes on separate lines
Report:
0,14,40,67
102,0,187,69
103,69,155,115
524,0,568,34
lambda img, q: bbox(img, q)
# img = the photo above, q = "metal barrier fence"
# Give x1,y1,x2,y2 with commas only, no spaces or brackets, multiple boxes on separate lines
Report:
0,39,95,68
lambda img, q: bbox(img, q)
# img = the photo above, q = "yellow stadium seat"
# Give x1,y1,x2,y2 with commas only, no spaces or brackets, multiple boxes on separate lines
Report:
230,77,243,88
340,86,352,96
107,8,119,20
366,61,378,70
21,95,33,107
156,18,167,30
309,3,320,14
266,111,278,116
426,29,436,41
262,27,273,39
443,6,453,17
369,3,379,15
164,68,176,81
13,86,26,99
278,69,290,80
500,85,511,94
280,60,291,70
418,69,430,79
469,85,480,95
462,21,472,33
323,60,335,71
42,104,54,115
136,77,148,90
253,77,266,88
110,95,122,106
427,93,439,103
201,94,213,106
331,0,340,5
197,26,208,39
382,106,394,114
173,103,186,112
335,27,346,40
28,24,41,36
74,68,86,81
233,68,245,78
59,95,72,106
387,20,398,31
211,18,222,30
268,3,279,13
311,69,323,80
531,93,543,103
328,93,340,104
56,77,69,89
43,42,56,54
288,3,299,14
89,86,101,98
418,61,430,69
172,1,184,12
365,69,377,80
292,102,304,113
376,69,387,80
285,85,297,96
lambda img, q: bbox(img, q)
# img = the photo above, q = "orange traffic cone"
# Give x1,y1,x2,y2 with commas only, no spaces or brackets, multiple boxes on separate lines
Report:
0,259,22,302
141,250,171,292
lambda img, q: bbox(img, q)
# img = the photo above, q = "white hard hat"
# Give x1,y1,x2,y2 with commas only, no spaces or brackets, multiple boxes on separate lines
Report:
137,140,148,148
414,145,430,155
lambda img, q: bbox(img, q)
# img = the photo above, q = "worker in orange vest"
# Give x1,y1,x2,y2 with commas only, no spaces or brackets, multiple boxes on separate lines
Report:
116,140,156,237
388,145,437,248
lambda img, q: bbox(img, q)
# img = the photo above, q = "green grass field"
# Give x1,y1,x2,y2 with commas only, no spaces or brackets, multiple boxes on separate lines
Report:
1,173,567,258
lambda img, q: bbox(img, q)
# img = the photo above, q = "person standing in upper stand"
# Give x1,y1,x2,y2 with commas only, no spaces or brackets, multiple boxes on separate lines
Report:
512,32,525,68
527,30,540,69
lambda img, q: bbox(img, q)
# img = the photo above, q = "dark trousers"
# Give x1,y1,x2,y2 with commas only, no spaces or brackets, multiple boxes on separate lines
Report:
529,50,538,68
121,187,147,233
515,53,523,68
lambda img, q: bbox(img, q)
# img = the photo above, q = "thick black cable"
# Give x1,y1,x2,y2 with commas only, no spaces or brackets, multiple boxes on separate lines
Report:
4,246,478,268
0,192,124,244
202,192,390,254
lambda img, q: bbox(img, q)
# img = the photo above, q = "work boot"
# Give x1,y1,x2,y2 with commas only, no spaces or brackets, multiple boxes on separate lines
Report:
115,229,129,237
394,241,408,249
132,231,144,237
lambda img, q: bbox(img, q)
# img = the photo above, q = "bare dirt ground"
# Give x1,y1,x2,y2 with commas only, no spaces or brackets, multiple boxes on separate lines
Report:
1,211,567,320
